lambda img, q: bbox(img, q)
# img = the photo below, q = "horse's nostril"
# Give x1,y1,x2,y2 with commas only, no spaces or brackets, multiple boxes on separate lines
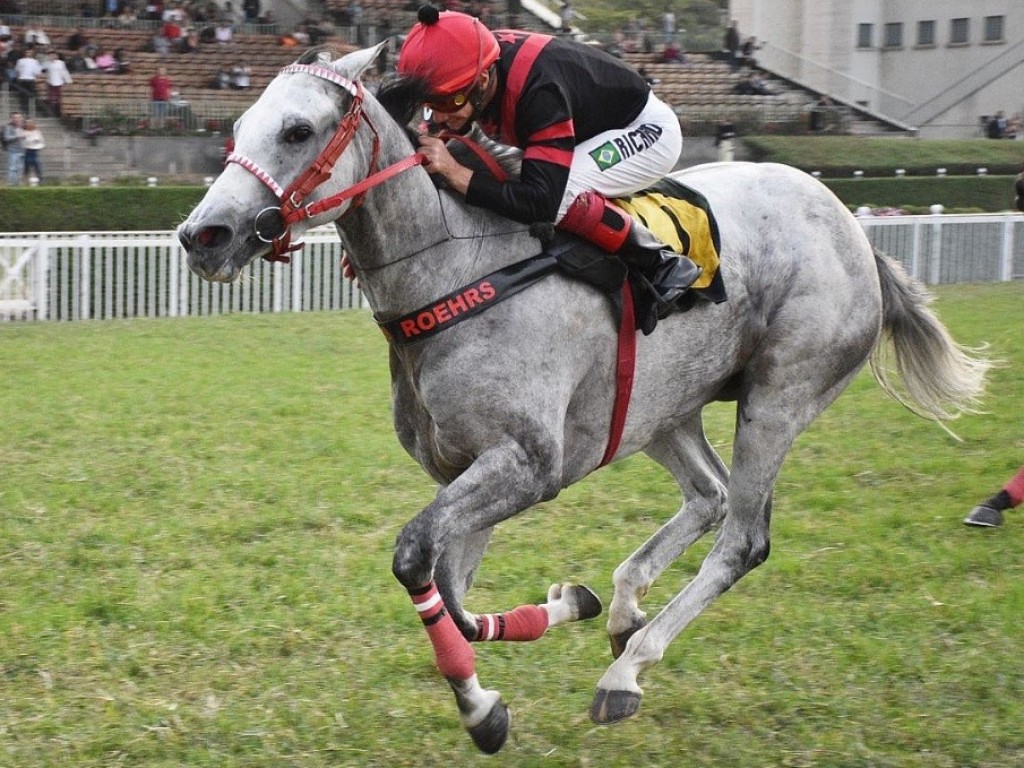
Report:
194,225,232,251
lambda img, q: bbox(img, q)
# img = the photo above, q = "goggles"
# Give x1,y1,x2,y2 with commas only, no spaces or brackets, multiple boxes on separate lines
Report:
426,88,472,114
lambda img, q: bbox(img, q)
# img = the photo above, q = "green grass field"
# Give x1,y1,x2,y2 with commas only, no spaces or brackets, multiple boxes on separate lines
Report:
2,283,1022,767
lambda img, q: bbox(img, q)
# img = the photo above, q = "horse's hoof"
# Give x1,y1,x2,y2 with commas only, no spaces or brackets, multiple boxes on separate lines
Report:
466,698,511,754
566,584,603,621
609,617,647,659
964,504,1004,527
589,687,642,725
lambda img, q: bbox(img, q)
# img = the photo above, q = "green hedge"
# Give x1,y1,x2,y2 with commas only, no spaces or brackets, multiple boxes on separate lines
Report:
0,174,1018,233
0,187,209,232
822,175,1019,213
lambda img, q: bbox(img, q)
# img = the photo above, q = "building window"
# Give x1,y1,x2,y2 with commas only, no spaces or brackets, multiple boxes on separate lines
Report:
883,22,903,48
857,23,873,49
950,17,969,45
917,20,935,46
983,15,1004,42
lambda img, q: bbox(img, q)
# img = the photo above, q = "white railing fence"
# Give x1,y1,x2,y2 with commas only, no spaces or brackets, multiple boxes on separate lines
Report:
2,214,1022,323
0,226,365,322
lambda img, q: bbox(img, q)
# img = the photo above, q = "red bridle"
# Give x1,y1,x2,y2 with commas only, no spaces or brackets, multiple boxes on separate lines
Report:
225,63,427,263
225,63,512,264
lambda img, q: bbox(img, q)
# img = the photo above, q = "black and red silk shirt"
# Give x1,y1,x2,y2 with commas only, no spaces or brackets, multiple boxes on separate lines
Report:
465,31,651,224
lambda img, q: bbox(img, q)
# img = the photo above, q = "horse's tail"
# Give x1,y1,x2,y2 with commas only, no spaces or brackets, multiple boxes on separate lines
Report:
869,248,992,426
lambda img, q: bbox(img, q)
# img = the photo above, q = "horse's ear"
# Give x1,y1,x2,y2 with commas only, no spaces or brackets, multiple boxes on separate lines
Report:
334,43,386,82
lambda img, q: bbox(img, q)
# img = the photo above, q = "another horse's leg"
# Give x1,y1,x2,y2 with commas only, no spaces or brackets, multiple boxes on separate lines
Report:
606,413,729,658
592,346,869,724
392,439,561,754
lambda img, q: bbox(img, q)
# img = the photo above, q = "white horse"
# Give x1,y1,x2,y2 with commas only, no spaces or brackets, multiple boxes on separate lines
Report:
177,46,990,753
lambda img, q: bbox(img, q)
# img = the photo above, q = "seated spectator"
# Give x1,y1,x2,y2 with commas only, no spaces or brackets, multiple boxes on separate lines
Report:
734,73,775,95
162,19,184,47
113,47,131,73
94,48,118,72
177,27,199,53
211,67,231,89
739,36,762,68
24,26,51,47
152,33,172,55
116,7,138,26
661,39,687,64
66,27,90,52
229,61,251,89
637,66,660,86
214,19,234,44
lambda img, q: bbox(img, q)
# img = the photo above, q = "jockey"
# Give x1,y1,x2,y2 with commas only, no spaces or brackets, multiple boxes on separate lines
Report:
396,6,701,329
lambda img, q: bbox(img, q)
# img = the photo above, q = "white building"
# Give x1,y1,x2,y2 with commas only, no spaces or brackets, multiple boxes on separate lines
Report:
728,0,1024,138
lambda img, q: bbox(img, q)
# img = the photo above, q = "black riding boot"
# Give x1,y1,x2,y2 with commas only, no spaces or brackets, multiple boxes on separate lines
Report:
558,190,702,333
617,220,702,316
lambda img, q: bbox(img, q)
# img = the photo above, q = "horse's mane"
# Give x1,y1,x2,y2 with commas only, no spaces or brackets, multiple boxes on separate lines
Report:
376,73,523,181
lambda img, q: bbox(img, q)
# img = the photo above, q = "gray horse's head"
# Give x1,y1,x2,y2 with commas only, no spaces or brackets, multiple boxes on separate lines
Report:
177,45,384,282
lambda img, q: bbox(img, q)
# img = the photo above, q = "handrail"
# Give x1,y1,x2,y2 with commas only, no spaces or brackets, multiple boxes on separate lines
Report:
756,41,917,132
899,38,1024,125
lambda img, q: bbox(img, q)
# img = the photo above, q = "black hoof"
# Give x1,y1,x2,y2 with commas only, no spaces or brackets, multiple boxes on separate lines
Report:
589,688,642,725
568,584,603,621
964,505,1004,528
609,617,647,659
467,699,510,754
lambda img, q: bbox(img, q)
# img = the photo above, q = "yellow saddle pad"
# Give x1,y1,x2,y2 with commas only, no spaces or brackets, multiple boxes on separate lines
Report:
614,178,722,292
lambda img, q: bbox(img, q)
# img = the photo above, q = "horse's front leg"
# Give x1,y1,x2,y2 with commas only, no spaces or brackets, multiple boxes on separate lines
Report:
434,529,602,645
391,440,561,754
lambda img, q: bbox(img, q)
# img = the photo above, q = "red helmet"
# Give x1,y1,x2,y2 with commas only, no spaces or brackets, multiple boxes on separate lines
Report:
398,7,500,96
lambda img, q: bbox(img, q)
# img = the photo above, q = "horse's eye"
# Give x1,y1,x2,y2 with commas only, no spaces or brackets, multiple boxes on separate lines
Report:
284,125,314,144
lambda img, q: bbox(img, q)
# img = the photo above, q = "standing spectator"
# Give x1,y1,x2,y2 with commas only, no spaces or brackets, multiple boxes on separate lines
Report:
149,65,173,126
724,18,741,71
14,48,43,115
43,52,73,117
661,6,676,46
559,0,582,33
21,117,43,182
3,111,25,185
964,465,1024,527
243,0,260,24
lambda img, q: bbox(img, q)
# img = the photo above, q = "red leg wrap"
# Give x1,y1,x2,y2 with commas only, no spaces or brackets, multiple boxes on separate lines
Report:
475,604,550,642
410,582,476,680
1005,465,1024,507
558,190,631,253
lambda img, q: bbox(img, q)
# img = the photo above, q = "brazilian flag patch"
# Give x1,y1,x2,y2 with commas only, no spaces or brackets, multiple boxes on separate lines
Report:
589,142,623,171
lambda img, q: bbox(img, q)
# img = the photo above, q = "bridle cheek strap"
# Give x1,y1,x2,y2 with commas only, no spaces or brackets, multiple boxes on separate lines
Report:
226,64,417,263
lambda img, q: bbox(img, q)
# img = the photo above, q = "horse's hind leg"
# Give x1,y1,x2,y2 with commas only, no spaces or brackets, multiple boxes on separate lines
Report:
592,344,870,724
606,413,729,657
